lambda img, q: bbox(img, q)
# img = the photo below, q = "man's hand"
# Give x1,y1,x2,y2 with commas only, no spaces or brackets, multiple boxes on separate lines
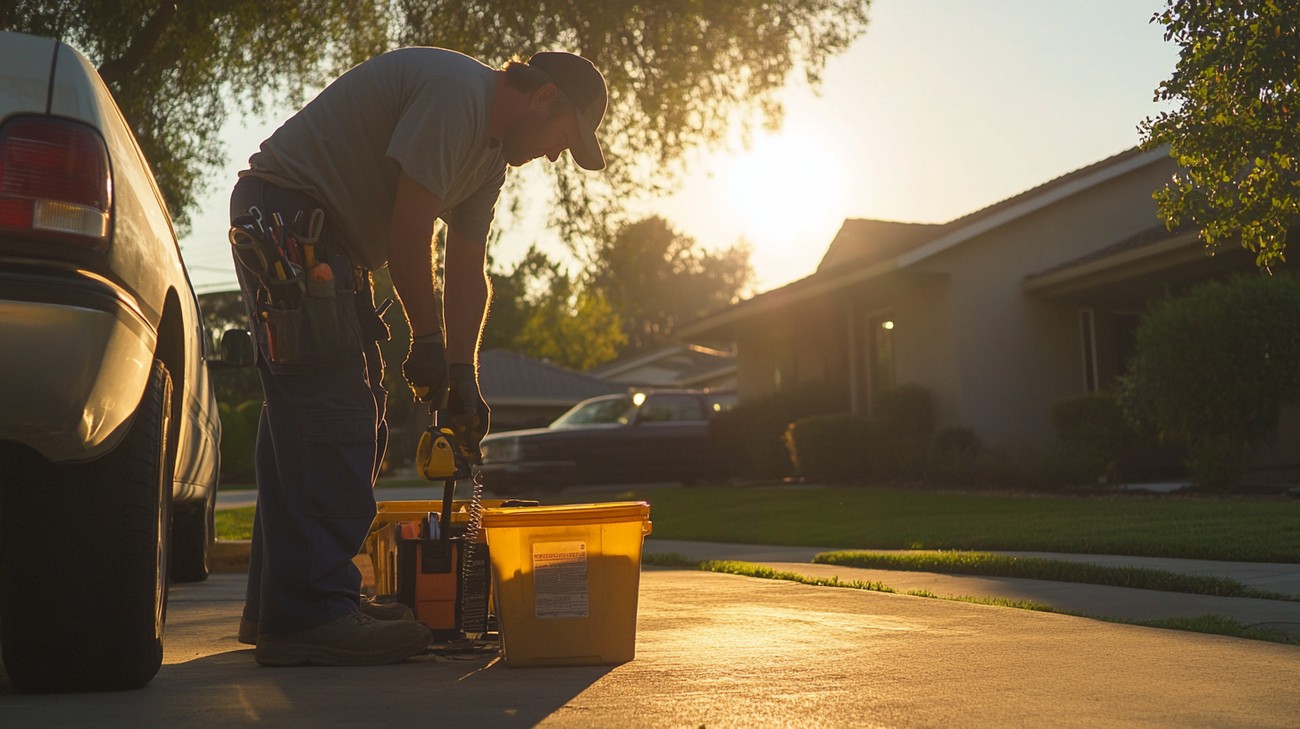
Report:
447,364,490,463
403,334,448,404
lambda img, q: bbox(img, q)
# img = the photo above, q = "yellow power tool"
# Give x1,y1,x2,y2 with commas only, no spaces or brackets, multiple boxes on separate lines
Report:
413,406,489,636
415,425,473,481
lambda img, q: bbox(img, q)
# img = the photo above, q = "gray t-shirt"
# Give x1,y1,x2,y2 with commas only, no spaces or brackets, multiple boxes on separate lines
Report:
241,47,506,269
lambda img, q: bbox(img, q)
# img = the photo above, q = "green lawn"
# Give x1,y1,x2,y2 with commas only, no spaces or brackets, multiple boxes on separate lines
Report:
218,484,1300,563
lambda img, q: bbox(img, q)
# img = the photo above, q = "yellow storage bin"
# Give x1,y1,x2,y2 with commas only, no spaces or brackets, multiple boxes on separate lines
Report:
481,501,652,667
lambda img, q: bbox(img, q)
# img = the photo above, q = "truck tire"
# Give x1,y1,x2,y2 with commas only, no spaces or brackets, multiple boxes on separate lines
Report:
0,359,173,692
170,487,213,583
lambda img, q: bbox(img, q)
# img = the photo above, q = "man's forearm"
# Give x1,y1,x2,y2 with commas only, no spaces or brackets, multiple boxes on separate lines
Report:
443,230,490,365
388,237,442,338
386,173,444,338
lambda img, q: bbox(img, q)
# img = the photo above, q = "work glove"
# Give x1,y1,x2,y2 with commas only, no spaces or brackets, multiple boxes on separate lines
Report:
402,334,448,404
447,363,490,464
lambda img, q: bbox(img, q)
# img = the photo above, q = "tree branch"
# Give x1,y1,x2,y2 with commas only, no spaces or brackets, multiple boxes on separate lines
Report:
96,3,179,88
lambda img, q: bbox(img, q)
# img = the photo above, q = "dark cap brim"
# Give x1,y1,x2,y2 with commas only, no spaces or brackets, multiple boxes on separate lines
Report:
571,114,605,171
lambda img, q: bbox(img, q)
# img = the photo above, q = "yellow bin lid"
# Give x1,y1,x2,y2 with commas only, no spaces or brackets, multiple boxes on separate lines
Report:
481,501,650,529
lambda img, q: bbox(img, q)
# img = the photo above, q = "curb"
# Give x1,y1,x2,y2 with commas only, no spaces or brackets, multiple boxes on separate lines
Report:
212,539,251,573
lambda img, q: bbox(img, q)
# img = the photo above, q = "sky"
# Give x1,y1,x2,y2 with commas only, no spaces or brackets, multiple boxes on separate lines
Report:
180,0,1181,296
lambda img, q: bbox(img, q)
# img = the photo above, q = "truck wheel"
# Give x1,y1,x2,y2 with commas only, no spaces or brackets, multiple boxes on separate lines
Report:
0,359,173,692
170,487,213,583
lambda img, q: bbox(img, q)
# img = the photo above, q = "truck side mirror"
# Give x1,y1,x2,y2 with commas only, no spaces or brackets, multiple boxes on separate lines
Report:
210,329,254,369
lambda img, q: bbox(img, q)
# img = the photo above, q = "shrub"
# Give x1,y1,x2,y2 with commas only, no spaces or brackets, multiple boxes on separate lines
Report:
924,426,983,484
1050,392,1132,484
864,384,937,481
971,444,1102,493
1120,272,1300,486
710,382,846,479
872,383,935,437
218,398,262,484
783,414,870,482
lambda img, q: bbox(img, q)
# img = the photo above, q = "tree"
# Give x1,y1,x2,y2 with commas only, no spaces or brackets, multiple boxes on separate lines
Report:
514,286,624,371
1141,1,1300,268
486,245,625,370
5,1,871,239
590,216,753,356
1118,272,1300,485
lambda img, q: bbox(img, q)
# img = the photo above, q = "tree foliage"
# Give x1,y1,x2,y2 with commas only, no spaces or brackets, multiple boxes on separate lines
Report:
1118,272,1300,485
485,245,624,370
4,1,871,241
590,216,753,355
485,216,752,367
1141,1,1300,268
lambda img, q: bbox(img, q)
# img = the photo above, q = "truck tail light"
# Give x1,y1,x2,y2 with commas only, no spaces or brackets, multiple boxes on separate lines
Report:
0,117,112,252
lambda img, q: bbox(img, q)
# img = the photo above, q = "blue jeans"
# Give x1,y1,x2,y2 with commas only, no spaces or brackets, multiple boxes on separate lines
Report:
230,176,389,636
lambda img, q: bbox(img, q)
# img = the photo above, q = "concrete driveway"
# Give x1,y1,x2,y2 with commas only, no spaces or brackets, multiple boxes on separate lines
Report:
3,562,1299,727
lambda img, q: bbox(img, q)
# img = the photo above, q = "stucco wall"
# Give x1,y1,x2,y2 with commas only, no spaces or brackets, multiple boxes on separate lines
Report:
908,156,1176,446
725,153,1185,451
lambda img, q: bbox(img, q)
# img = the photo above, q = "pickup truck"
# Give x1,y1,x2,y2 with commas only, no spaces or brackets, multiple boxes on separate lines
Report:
0,30,246,692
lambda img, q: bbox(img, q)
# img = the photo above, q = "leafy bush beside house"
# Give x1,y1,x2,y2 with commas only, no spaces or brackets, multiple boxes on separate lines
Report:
218,399,261,485
781,384,941,484
711,382,847,479
868,384,936,480
923,426,983,484
784,414,871,482
1050,392,1132,484
1120,272,1300,486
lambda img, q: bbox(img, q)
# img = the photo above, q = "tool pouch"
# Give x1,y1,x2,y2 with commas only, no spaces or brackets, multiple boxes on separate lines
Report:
254,252,359,370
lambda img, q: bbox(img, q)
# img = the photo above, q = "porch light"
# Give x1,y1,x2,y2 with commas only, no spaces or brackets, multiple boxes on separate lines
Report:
881,320,895,330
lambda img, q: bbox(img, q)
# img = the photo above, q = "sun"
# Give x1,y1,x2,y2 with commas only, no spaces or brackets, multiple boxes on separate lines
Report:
723,130,847,250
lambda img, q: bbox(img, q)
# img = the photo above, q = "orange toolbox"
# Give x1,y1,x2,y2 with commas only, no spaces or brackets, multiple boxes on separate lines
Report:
364,499,537,640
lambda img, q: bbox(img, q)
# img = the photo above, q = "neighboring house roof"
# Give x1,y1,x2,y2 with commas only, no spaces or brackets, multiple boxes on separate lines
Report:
478,349,625,406
680,146,1169,338
587,344,736,388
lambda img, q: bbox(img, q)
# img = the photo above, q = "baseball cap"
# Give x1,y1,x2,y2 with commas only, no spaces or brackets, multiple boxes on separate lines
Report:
527,51,608,171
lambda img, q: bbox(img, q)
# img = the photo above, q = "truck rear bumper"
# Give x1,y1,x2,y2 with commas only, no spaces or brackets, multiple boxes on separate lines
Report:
0,271,155,462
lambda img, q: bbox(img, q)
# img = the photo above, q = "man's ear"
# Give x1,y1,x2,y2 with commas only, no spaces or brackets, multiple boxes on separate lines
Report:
531,83,558,109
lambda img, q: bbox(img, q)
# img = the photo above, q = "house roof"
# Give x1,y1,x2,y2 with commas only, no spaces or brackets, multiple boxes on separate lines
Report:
816,219,944,274
478,349,625,406
587,344,736,387
679,146,1169,339
1026,224,1185,280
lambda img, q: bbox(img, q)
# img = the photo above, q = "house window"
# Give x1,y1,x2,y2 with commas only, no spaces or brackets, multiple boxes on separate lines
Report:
772,337,795,392
1079,308,1098,392
869,313,895,411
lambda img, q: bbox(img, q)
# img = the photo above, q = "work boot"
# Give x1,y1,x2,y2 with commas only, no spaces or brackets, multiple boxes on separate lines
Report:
255,611,432,667
238,596,415,646
361,595,415,621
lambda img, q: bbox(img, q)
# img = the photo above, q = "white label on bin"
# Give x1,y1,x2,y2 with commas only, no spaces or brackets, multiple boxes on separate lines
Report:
532,541,588,619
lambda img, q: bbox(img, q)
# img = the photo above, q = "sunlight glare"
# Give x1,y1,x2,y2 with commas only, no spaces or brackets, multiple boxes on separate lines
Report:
724,131,847,250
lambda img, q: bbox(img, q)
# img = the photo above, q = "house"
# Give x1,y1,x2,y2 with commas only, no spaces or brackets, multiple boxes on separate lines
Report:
678,147,1268,453
478,349,625,430
587,343,737,390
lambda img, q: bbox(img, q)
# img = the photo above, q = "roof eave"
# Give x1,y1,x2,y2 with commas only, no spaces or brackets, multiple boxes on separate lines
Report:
1022,230,1203,298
